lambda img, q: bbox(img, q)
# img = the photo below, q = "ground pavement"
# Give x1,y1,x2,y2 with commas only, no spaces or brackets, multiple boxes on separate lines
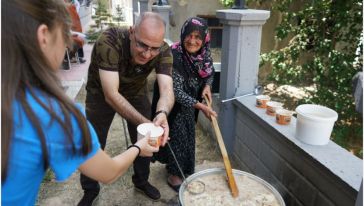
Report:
57,44,93,100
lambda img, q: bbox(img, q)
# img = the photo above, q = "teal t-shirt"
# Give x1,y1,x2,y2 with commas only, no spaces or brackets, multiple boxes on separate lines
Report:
1,89,100,205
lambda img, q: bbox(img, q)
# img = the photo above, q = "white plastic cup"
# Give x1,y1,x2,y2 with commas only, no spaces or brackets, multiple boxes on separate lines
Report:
266,101,283,116
137,123,164,147
295,104,338,145
256,95,271,108
276,109,294,125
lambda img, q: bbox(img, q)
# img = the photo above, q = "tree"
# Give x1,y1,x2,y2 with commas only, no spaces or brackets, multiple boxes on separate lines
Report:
86,0,114,43
113,4,125,26
92,0,112,30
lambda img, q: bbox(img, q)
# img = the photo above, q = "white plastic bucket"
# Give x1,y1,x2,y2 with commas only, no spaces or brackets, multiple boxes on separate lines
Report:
295,104,338,145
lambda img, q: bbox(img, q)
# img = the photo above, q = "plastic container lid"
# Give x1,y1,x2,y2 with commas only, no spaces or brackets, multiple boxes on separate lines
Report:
296,104,338,122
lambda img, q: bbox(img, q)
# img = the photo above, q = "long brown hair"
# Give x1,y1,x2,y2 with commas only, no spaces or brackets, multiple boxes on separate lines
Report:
1,0,93,182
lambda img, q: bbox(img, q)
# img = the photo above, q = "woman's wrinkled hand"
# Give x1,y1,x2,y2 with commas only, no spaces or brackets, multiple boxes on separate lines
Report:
202,104,217,120
201,85,212,104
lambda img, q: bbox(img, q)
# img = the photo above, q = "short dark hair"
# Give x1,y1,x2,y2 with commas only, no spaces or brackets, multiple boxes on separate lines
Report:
134,12,166,32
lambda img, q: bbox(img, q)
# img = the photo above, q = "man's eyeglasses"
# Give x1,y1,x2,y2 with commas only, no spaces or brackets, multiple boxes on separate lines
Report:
134,35,162,55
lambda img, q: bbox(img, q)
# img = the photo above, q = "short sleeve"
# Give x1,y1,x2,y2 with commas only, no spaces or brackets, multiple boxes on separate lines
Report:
95,30,121,71
49,105,100,181
155,42,173,76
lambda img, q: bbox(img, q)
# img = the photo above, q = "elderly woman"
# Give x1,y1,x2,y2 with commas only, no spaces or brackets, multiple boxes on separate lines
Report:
152,17,217,191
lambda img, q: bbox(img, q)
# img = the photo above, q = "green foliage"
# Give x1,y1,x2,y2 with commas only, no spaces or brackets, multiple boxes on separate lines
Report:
92,0,109,31
113,4,125,25
87,1,125,43
86,28,103,43
219,0,266,7
259,0,363,157
219,0,234,7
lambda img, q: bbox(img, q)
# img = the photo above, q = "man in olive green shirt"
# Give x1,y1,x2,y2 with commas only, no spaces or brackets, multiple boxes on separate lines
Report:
78,12,174,205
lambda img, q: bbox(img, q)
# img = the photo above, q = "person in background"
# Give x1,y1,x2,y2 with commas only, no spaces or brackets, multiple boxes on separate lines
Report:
79,12,174,205
1,1,158,205
152,17,217,192
73,0,81,13
66,0,86,63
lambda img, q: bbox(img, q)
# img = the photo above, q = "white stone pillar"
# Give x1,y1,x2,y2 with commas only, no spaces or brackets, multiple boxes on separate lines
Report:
132,0,139,24
134,0,149,25
216,9,270,153
139,0,149,14
152,5,171,39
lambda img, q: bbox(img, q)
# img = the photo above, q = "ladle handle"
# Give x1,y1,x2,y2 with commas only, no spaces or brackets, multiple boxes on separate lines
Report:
221,92,254,103
204,95,239,198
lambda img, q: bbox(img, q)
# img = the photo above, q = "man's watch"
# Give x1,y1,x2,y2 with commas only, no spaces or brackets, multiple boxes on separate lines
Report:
155,110,168,117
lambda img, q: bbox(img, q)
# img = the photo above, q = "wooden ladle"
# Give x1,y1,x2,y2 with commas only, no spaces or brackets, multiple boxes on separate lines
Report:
203,94,239,198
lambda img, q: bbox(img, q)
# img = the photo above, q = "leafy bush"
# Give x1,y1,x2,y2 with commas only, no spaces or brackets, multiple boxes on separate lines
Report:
219,0,234,7
86,28,103,43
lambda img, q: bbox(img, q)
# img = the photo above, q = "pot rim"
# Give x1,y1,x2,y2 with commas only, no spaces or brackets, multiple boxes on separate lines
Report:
178,168,285,206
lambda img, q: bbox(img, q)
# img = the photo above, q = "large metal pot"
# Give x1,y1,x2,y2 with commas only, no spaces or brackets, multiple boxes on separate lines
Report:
179,168,285,206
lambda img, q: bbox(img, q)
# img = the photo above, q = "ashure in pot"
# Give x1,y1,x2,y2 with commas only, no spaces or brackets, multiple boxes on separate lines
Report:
179,168,285,206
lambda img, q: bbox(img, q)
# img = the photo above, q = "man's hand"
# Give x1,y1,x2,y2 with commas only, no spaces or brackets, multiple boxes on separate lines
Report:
154,73,174,146
153,113,169,146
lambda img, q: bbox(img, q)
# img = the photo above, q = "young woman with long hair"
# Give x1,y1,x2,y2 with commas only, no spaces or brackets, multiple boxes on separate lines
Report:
1,1,158,205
